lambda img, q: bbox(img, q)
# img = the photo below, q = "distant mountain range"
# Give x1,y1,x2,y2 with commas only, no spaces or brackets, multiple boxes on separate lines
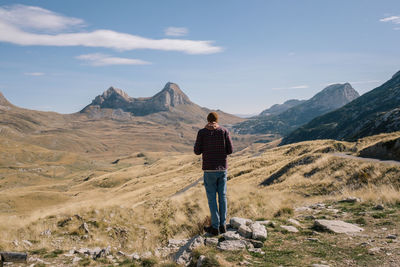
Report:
0,83,249,157
233,83,359,135
281,70,400,145
259,99,306,116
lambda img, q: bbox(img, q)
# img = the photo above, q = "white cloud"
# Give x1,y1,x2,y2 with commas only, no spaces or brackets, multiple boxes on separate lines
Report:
165,27,188,37
272,85,309,90
0,4,222,55
76,53,151,66
24,72,45,76
380,16,400,24
0,4,84,32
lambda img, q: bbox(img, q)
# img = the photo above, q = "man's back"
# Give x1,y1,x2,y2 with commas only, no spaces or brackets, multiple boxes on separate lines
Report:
194,123,233,171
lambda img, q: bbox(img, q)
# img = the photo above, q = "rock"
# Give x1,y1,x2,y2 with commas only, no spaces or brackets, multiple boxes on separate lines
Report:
221,231,241,240
288,218,301,227
128,252,140,260
12,240,19,247
307,238,319,242
141,251,152,258
246,239,264,248
205,238,219,246
22,240,33,247
79,222,90,234
281,225,299,233
387,234,397,239
217,240,251,251
238,224,252,238
168,239,189,248
310,203,325,209
248,248,265,255
230,217,252,229
250,222,267,241
368,247,380,255
72,256,82,264
197,255,206,267
338,197,360,203
256,220,271,226
311,264,330,267
374,204,385,210
295,206,312,212
117,251,125,256
313,220,364,234
174,235,204,266
40,229,52,236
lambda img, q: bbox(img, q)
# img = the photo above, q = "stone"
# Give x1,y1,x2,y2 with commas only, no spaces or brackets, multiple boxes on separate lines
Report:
40,229,52,236
205,238,219,246
314,220,364,234
368,247,380,255
295,206,312,212
338,197,360,203
174,235,204,266
72,256,82,264
374,204,385,210
22,240,33,247
307,238,319,242
387,234,397,239
311,264,330,267
248,248,265,255
79,222,90,234
217,240,250,251
256,220,271,226
238,224,252,238
250,222,267,241
281,225,299,233
221,231,241,240
141,251,152,258
230,217,252,229
128,253,140,260
288,218,301,227
246,239,264,248
197,255,206,267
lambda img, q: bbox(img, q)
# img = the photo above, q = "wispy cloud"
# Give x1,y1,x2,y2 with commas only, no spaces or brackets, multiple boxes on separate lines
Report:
272,85,309,90
165,27,188,37
76,53,151,66
0,4,84,32
0,4,222,54
322,80,380,86
380,15,400,24
24,72,45,76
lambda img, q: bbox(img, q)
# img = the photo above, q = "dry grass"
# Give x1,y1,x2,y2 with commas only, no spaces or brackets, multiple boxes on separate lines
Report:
1,131,400,257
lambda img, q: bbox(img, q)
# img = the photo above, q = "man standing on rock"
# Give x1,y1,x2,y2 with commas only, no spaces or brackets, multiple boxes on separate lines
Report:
194,112,233,236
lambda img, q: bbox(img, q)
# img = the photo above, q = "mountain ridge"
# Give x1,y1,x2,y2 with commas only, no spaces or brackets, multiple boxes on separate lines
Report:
281,70,400,145
233,83,359,135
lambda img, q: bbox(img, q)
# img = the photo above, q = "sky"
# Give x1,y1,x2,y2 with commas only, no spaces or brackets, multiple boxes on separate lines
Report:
0,0,399,115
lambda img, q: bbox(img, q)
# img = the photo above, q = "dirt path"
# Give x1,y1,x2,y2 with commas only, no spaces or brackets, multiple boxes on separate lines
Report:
171,177,203,197
332,153,400,166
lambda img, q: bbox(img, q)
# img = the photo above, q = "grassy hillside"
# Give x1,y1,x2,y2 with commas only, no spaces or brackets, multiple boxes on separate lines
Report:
1,132,400,266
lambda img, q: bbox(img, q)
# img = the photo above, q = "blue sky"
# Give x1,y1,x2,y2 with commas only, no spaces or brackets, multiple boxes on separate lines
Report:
0,0,399,115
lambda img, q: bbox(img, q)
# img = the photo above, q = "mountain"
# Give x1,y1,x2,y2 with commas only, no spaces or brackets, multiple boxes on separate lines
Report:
233,83,359,135
0,83,251,158
81,82,193,116
281,70,400,145
259,99,306,116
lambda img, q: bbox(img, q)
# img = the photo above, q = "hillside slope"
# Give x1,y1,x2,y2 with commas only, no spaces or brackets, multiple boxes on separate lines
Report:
233,83,359,135
282,70,400,145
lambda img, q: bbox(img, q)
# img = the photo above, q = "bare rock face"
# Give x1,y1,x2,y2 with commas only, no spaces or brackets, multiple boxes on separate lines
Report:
0,92,14,108
81,82,193,116
313,220,364,234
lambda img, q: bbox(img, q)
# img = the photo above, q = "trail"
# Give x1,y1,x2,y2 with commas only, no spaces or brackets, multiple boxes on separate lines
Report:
171,177,203,197
332,153,400,166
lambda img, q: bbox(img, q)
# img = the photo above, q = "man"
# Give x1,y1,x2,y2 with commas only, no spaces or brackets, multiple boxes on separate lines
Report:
194,112,233,236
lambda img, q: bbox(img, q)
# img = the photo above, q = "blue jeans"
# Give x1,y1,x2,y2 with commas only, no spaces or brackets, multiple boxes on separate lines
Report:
203,171,227,229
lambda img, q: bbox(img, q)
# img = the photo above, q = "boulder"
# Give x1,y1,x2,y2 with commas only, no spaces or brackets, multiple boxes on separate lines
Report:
238,224,252,238
230,217,252,229
250,222,267,241
288,218,301,227
221,231,241,241
314,220,364,234
174,235,204,266
338,197,360,203
205,238,219,246
281,225,299,233
217,240,252,251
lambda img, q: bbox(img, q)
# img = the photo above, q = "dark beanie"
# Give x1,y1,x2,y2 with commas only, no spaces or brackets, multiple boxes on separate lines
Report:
207,112,219,122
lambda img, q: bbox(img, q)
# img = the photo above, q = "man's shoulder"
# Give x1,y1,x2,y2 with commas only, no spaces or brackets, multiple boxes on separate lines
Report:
217,126,230,134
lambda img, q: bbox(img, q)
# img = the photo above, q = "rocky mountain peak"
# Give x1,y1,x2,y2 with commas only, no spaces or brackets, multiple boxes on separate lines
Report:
153,82,192,107
309,83,359,109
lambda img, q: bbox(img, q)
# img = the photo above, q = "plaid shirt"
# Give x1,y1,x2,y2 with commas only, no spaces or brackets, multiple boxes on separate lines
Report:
194,126,233,170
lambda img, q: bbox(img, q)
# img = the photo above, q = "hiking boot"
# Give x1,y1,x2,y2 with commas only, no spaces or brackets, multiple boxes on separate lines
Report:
204,226,219,236
219,225,226,234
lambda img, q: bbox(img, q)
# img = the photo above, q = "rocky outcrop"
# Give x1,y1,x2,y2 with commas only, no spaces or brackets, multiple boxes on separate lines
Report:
81,82,193,117
313,220,364,234
359,137,400,161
